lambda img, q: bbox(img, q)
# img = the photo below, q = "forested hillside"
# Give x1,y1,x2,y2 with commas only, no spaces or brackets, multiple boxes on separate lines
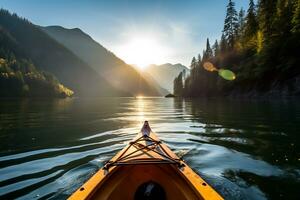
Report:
43,26,161,96
0,9,124,97
175,0,300,98
0,18,73,97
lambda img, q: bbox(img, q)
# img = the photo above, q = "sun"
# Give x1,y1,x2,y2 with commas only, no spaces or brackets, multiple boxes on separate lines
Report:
115,36,168,70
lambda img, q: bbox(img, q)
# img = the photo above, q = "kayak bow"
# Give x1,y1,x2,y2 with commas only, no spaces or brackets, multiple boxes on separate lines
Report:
69,121,223,200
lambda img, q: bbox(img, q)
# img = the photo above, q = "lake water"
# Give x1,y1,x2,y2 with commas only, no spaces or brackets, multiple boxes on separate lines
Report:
0,97,299,200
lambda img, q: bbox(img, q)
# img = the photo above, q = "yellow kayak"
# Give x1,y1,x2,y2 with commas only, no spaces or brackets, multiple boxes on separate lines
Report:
69,121,223,200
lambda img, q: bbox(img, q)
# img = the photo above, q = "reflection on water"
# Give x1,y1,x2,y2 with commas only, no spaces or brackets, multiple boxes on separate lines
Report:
0,97,299,199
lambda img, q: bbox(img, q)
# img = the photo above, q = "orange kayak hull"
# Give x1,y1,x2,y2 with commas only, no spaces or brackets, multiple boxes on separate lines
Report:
69,121,223,200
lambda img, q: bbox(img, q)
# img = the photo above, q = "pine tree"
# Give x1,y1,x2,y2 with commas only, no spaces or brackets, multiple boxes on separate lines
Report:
258,0,277,44
173,72,183,96
203,38,213,60
197,54,202,65
177,72,183,95
181,0,300,98
245,0,258,37
190,56,197,86
238,8,246,36
292,0,300,33
212,40,220,56
274,0,294,37
190,56,197,69
223,0,239,49
220,34,227,53
206,38,213,58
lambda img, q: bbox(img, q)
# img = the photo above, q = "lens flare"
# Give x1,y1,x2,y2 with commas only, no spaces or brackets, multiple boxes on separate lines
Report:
218,69,236,80
203,62,217,72
202,62,236,81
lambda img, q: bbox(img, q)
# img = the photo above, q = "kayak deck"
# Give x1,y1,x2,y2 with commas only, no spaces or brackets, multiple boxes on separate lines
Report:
69,121,223,200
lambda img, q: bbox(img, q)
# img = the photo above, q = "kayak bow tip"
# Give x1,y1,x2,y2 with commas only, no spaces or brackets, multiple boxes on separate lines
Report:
141,120,151,136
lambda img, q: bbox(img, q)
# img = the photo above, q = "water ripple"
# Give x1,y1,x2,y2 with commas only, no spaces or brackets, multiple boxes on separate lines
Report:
0,98,299,200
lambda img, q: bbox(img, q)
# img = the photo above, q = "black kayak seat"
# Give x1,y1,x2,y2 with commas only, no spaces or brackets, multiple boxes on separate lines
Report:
134,181,166,200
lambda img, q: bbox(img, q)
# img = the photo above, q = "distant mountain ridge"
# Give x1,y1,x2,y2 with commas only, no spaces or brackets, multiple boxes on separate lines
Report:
145,63,189,93
43,26,162,96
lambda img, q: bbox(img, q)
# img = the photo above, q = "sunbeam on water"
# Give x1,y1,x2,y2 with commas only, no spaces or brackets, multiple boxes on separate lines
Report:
0,98,299,199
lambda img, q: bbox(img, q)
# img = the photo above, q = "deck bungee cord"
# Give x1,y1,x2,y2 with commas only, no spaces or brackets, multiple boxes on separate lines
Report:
103,134,185,171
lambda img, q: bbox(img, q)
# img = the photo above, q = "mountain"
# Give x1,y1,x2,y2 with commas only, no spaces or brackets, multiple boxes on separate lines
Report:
140,72,170,96
145,63,189,93
0,11,73,98
42,26,161,96
0,9,125,97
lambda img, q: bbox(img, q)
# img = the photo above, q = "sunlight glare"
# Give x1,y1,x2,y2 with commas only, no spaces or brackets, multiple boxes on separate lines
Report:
136,97,145,123
115,36,168,69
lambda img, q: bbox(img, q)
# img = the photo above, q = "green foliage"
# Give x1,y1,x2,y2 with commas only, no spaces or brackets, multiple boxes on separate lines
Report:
0,56,74,97
0,12,74,98
180,0,300,97
245,0,258,37
292,0,300,33
258,0,278,44
212,40,220,57
220,34,227,54
203,38,213,59
0,9,124,97
237,8,246,38
173,72,183,96
223,0,239,49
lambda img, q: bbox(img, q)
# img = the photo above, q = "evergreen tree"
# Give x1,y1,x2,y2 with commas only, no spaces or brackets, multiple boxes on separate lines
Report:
258,0,277,44
173,72,183,96
238,8,246,36
245,0,258,37
180,0,300,98
212,40,220,56
203,38,213,60
274,0,294,37
292,0,300,33
190,56,197,69
223,0,239,49
220,34,227,53
190,56,198,88
206,38,213,58
197,54,202,65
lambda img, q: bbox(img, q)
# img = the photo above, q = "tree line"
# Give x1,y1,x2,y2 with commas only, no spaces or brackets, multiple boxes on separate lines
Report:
174,0,300,97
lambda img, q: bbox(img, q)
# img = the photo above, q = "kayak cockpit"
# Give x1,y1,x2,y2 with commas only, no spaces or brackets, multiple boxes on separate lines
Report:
90,164,201,200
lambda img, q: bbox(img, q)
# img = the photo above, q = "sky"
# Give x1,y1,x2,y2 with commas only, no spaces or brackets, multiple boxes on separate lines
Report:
0,0,250,67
